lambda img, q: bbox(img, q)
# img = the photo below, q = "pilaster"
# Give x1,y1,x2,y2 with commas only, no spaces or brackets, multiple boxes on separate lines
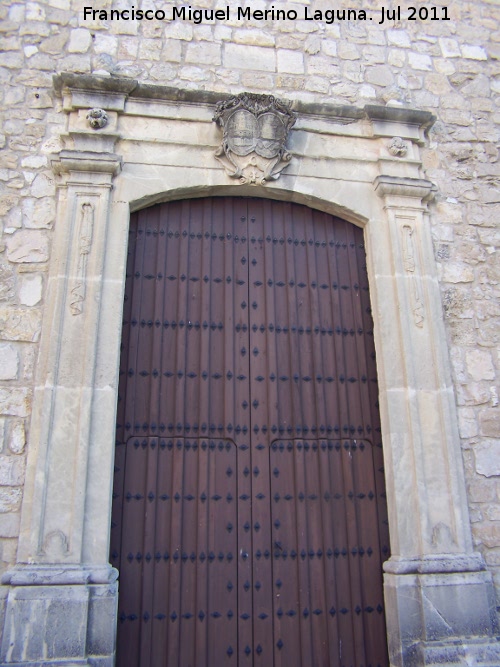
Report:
372,174,500,666
0,99,122,666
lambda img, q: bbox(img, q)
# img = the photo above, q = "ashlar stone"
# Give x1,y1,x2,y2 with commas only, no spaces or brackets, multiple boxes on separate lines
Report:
0,488,22,513
241,72,275,90
8,4,25,21
0,307,41,342
387,30,411,48
359,84,376,99
18,274,43,307
30,173,55,199
475,440,500,478
0,455,25,486
456,382,491,407
0,266,15,302
461,74,492,98
117,37,138,59
224,44,276,71
442,287,474,320
0,195,19,215
467,479,497,503
22,197,55,229
39,32,68,55
26,1,46,20
479,410,500,438
307,57,340,78
186,43,221,67
439,38,461,58
466,349,495,382
93,34,118,56
344,62,364,84
179,67,210,82
0,344,19,381
0,387,31,417
233,29,275,47
148,68,176,84
214,25,232,42
338,42,360,60
388,49,406,68
472,522,500,548
321,40,337,57
138,39,162,62
305,76,329,93
408,52,433,71
467,203,500,228
8,420,25,455
0,37,21,52
20,156,47,169
4,206,22,235
277,49,304,74
161,40,182,63
304,35,321,55
439,262,475,283
485,505,500,522
458,407,479,439
365,65,394,87
0,512,21,538
461,44,488,61
6,230,49,263
68,28,91,53
164,22,193,41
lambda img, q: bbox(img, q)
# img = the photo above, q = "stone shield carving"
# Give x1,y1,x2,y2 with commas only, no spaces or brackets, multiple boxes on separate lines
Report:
213,93,296,184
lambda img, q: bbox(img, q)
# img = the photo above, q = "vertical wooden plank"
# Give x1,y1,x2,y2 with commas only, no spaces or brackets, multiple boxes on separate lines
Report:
231,199,254,667
248,198,274,667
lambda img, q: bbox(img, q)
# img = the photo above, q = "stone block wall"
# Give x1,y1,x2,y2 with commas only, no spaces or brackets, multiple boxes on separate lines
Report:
0,0,498,607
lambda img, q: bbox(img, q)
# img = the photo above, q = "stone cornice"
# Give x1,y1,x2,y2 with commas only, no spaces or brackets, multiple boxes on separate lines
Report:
53,73,435,132
365,104,435,130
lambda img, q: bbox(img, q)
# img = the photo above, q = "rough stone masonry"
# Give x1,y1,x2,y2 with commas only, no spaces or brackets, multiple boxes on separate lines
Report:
0,0,498,635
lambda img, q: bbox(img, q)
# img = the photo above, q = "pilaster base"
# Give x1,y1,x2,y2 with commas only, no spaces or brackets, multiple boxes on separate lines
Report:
0,566,118,667
384,563,500,666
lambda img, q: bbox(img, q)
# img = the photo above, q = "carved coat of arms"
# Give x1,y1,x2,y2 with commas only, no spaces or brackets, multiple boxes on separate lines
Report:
213,93,296,185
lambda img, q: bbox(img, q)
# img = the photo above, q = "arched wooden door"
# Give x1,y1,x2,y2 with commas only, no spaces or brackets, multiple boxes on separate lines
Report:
111,198,390,667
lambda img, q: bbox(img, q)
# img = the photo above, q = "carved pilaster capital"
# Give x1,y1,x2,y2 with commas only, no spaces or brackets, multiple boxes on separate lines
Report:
51,149,122,179
374,175,436,203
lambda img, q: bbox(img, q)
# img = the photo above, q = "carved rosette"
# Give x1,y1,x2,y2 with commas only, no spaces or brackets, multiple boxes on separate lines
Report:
86,108,108,129
388,136,408,157
213,93,296,185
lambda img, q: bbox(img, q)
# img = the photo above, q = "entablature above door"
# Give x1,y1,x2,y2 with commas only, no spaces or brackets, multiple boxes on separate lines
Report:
52,72,435,218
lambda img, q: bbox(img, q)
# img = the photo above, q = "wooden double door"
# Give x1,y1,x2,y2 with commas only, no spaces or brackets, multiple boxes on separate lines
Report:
111,198,390,667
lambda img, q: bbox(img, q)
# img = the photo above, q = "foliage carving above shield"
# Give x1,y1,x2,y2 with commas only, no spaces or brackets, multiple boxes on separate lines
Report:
213,93,297,185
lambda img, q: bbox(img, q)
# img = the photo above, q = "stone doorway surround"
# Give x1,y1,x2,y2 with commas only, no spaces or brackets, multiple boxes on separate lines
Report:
0,73,498,666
